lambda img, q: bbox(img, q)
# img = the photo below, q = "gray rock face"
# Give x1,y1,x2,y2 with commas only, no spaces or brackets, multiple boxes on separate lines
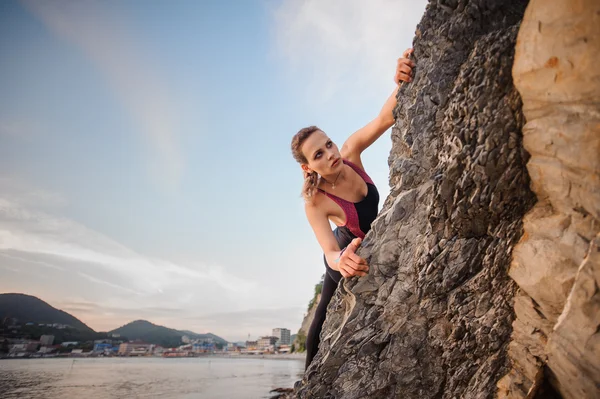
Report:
292,1,535,398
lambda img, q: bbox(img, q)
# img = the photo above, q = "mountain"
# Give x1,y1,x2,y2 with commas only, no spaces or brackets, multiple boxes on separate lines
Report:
109,320,228,348
0,294,228,348
0,293,94,332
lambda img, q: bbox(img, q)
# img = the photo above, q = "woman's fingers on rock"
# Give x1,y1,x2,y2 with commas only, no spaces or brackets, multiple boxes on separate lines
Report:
395,60,414,83
348,251,368,266
340,266,351,278
346,238,361,254
347,259,369,273
341,262,368,278
398,64,412,75
403,48,414,58
347,251,361,263
397,58,415,69
397,71,412,83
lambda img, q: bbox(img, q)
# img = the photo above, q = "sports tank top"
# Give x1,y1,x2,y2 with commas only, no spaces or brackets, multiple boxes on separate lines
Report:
317,159,380,239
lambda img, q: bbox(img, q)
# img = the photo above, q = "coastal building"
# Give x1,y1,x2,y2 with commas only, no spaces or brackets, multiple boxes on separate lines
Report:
257,336,278,351
38,346,57,354
9,341,38,354
118,341,150,356
245,340,258,350
40,335,54,346
71,349,84,356
226,342,243,352
93,343,113,353
129,346,149,356
192,342,214,353
272,328,290,346
61,341,78,347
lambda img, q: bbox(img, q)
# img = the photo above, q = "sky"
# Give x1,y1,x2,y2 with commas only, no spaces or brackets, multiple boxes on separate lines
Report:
0,0,427,342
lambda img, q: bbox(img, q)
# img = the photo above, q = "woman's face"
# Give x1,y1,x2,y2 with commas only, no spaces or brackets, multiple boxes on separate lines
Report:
300,130,342,176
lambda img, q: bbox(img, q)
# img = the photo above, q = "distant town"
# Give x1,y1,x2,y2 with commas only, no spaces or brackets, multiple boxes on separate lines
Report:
0,316,295,359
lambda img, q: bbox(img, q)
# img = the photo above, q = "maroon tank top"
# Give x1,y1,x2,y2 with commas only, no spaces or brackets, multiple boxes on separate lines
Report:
317,159,380,239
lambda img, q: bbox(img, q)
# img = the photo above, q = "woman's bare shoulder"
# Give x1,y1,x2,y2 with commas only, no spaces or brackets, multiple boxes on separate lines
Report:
304,189,327,211
340,146,366,171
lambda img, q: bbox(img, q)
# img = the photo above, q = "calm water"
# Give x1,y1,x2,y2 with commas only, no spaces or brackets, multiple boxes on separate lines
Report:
0,357,304,398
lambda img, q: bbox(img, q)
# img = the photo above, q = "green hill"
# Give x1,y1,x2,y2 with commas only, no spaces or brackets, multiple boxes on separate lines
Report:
0,293,105,344
0,293,94,332
109,320,228,348
0,294,228,348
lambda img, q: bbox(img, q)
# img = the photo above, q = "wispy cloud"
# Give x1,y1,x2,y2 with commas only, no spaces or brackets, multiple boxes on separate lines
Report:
0,198,255,296
271,0,427,102
0,181,260,338
0,250,65,271
21,0,184,191
0,177,68,209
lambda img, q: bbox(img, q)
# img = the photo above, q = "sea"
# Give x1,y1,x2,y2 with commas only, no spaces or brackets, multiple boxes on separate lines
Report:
0,356,305,398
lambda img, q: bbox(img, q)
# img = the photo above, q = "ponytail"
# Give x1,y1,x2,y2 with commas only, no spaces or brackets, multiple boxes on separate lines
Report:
302,170,320,202
291,125,323,202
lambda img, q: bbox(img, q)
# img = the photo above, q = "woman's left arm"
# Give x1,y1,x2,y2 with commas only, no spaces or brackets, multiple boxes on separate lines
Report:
341,48,415,164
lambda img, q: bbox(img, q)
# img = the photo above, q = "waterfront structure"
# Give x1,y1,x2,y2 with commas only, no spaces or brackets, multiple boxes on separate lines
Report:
257,336,278,351
245,340,258,350
129,346,149,356
93,343,113,353
38,346,57,354
226,342,243,352
192,342,214,353
9,341,38,355
40,335,54,346
118,341,150,355
272,328,290,346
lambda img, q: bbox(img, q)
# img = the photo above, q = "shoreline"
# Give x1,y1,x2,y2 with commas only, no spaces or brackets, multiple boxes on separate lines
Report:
216,352,306,361
0,352,307,361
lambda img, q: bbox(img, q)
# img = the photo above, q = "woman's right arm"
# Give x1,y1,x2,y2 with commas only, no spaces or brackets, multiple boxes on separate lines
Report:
305,202,369,278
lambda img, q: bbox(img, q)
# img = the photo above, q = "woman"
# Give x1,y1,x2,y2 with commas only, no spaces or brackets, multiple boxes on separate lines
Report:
291,48,415,370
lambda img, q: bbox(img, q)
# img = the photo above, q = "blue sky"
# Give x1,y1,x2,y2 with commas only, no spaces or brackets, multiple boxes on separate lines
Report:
0,0,426,342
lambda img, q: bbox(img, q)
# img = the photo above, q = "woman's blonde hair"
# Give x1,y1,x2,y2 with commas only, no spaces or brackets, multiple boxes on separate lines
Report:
291,126,321,202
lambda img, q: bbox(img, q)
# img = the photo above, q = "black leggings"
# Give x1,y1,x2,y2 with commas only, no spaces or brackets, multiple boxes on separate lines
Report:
305,227,354,370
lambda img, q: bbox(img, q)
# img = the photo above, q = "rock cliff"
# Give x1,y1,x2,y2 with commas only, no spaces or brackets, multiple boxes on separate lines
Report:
294,292,321,351
498,0,600,398
291,0,599,398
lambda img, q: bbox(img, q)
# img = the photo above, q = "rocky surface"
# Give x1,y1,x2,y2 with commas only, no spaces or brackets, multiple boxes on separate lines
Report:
288,0,599,397
497,1,600,398
292,1,535,398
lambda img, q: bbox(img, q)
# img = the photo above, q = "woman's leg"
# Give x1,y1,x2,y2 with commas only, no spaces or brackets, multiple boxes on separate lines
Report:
304,270,339,370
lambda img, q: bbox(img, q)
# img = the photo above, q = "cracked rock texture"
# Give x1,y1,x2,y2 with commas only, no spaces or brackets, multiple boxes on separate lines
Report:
497,0,600,398
290,0,599,397
292,0,535,398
